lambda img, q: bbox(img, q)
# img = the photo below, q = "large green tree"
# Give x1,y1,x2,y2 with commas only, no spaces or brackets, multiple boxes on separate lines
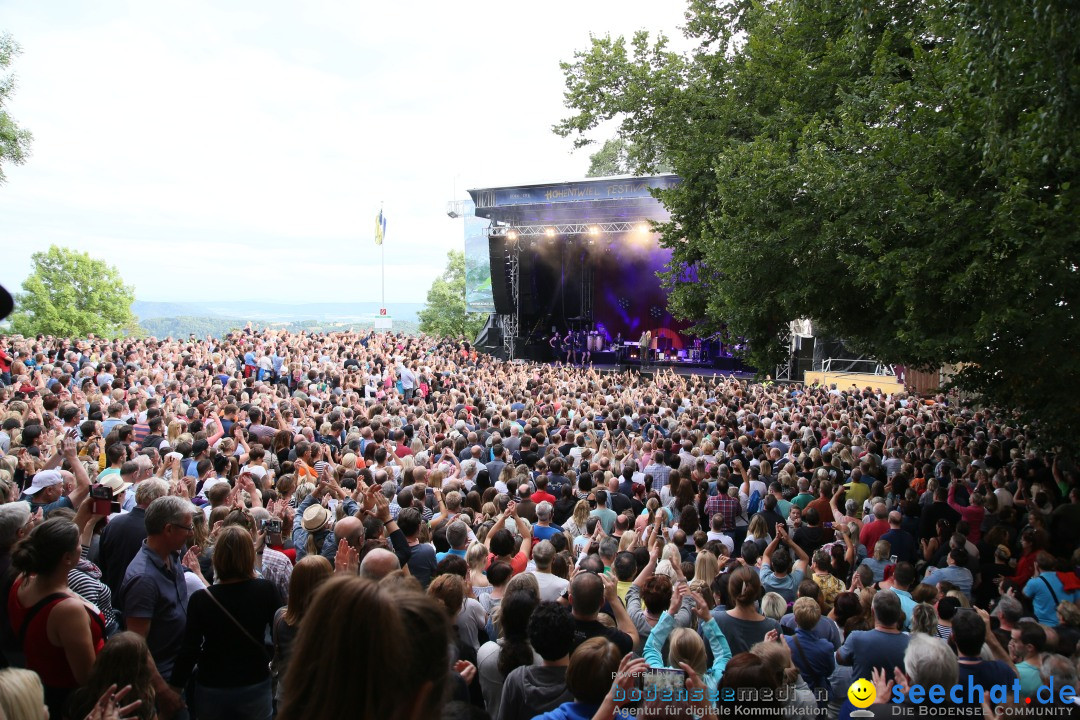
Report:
9,246,138,338
0,33,33,184
586,137,673,177
556,0,1080,449
418,249,486,340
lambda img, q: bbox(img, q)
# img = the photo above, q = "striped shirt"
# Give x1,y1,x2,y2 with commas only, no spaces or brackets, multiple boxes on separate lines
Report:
72,547,117,627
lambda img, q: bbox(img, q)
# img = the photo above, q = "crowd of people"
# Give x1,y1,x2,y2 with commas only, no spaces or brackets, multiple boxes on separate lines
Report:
0,327,1078,720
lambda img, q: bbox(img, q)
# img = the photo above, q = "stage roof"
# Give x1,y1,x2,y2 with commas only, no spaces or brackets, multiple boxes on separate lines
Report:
468,174,680,225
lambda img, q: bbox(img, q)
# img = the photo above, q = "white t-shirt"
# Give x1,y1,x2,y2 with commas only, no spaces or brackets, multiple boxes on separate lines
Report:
531,570,570,602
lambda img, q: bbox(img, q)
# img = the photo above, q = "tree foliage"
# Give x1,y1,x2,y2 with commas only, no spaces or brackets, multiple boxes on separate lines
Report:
9,246,138,338
418,250,486,340
586,137,673,177
0,33,33,184
556,0,1080,449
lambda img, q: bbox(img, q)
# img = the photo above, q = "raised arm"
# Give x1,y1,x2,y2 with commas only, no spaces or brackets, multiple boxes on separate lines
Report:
204,410,225,446
830,485,846,524
779,523,809,569
603,572,639,650
515,506,532,559
763,524,784,567
63,436,91,508
692,591,732,682
484,505,510,550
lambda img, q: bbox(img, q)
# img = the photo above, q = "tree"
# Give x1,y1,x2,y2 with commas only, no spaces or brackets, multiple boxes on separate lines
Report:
0,33,33,184
586,137,673,177
9,246,137,338
556,0,1080,449
418,250,486,340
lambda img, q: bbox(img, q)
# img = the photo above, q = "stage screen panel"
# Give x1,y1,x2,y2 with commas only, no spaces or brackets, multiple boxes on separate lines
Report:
463,198,495,313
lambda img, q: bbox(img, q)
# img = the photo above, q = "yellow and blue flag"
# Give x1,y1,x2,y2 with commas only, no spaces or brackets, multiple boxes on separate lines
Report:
375,209,386,246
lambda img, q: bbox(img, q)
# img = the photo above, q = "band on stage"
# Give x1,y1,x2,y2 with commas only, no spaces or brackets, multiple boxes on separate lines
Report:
547,328,637,367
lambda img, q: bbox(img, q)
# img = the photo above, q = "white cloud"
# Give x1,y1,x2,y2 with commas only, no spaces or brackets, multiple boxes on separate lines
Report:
0,0,685,303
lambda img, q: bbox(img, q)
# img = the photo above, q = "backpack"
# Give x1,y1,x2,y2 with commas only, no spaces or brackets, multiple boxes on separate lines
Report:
746,489,762,516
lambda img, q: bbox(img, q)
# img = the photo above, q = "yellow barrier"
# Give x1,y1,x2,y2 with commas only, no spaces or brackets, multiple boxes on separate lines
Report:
802,371,904,394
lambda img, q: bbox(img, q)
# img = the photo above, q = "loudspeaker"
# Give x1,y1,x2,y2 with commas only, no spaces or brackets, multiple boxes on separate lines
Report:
488,236,512,315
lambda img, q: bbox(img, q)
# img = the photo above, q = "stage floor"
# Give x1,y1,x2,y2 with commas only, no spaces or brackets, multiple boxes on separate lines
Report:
541,361,757,379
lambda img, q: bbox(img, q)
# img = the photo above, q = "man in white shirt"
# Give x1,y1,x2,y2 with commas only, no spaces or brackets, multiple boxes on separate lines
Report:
706,513,735,555
529,540,569,602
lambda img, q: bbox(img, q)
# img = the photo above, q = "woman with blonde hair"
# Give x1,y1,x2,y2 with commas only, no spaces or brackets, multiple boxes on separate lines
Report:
694,550,719,588
745,514,771,553
561,499,591,540
643,586,731,703
0,668,49,720
167,419,186,446
466,542,493,599
760,592,788,624
749,637,817,712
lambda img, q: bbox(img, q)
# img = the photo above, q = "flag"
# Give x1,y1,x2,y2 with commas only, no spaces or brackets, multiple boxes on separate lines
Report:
375,208,386,246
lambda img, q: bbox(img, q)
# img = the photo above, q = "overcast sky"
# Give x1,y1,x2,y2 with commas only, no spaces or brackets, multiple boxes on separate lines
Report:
0,0,684,304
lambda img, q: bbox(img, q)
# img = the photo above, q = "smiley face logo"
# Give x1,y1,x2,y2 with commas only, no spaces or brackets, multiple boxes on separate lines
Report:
848,678,876,708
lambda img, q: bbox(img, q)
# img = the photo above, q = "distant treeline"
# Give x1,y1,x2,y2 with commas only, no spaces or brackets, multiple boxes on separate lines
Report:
138,316,422,338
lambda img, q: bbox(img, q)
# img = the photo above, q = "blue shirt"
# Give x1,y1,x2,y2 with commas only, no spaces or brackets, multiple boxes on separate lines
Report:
760,563,804,604
21,494,73,516
435,547,467,564
780,613,842,650
787,628,836,692
1024,573,1077,627
889,587,916,631
532,524,564,542
532,702,603,720
924,564,974,599
837,629,909,682
117,542,190,677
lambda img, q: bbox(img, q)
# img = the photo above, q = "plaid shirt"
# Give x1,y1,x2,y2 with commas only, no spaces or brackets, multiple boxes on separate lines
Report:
643,462,670,493
258,547,293,604
704,493,740,532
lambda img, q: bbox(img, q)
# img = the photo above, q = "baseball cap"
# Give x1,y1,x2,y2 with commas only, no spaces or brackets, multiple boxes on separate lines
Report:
24,469,63,496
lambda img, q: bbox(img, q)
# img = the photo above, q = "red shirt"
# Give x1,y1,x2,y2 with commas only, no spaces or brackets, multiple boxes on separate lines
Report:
531,491,556,506
805,497,835,541
860,518,891,550
489,551,528,576
7,577,105,689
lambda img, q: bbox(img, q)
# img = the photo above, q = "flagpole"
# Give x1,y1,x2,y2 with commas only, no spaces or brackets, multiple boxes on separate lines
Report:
380,201,385,312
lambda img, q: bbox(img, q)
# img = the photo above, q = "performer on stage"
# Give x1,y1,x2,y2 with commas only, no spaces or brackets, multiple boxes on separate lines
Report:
549,332,561,363
562,332,575,365
639,329,652,369
578,330,590,366
613,332,624,369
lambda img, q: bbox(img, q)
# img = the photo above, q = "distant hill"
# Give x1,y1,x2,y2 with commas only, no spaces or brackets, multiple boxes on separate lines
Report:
139,316,421,338
133,301,425,323
132,300,426,338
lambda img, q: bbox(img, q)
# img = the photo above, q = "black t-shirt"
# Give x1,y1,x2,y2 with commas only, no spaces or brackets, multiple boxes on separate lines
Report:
572,618,633,656
170,579,280,689
608,491,632,515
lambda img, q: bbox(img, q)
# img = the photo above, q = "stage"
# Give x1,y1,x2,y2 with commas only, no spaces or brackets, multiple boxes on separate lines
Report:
541,361,756,380
463,174,757,373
